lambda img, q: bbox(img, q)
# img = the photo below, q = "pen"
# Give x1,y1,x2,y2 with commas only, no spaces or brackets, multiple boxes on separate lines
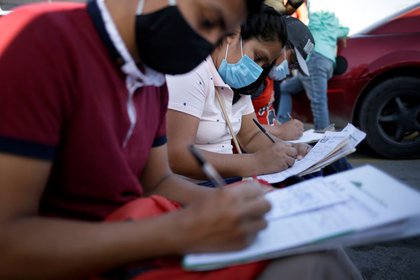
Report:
287,112,293,120
252,119,275,143
189,145,226,188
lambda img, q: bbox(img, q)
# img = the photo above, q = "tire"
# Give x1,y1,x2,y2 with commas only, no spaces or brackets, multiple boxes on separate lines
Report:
358,76,420,159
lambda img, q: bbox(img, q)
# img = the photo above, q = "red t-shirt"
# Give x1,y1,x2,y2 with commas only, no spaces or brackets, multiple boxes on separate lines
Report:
0,3,168,221
252,78,278,125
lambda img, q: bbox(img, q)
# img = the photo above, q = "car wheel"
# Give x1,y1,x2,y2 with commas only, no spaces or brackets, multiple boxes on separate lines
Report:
359,76,420,159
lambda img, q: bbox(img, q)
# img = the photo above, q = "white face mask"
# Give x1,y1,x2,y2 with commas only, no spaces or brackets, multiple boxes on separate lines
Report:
269,57,290,81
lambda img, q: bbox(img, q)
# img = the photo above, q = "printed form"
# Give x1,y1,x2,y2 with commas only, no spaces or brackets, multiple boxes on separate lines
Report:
258,124,366,183
184,166,420,271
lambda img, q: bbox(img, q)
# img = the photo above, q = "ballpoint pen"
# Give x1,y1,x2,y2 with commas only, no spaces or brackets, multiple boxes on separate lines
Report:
252,119,275,143
189,145,225,188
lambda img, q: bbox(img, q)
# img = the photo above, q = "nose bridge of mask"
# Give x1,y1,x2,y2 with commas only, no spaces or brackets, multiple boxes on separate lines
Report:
137,0,176,15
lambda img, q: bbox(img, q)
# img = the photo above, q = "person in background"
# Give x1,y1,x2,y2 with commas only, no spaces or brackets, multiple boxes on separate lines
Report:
251,16,314,141
0,0,274,278
291,0,309,24
264,0,305,15
166,6,312,185
277,0,349,130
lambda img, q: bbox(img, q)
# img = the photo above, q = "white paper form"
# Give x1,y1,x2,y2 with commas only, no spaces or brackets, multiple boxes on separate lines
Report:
324,165,420,229
184,166,420,271
184,205,355,271
288,129,324,144
258,133,348,183
265,177,349,220
301,124,366,175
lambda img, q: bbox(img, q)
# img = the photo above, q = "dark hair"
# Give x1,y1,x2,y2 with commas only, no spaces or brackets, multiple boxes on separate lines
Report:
240,5,287,45
245,0,265,14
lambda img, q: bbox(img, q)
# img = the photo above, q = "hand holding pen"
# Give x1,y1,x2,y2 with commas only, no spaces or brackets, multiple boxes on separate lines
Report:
253,118,309,162
189,145,273,195
252,119,298,170
252,119,276,143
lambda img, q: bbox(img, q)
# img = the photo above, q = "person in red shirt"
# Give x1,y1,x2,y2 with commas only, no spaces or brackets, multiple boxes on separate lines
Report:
0,0,272,278
251,16,314,141
0,1,360,279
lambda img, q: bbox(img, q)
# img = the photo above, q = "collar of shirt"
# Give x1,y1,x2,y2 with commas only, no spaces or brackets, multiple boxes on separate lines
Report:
205,56,230,88
87,0,165,146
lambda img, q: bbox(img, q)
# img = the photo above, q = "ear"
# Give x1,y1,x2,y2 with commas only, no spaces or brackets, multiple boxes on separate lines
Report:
225,28,241,45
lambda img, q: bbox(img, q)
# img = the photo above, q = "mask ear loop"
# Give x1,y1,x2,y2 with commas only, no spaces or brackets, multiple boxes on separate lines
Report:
283,48,287,63
240,37,244,57
224,44,230,60
136,0,145,15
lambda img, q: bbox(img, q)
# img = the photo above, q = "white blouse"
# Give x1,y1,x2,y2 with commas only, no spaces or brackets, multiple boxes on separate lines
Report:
166,57,255,154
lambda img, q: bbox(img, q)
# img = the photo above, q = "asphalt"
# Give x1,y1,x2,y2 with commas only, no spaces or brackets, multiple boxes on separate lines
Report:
345,146,420,280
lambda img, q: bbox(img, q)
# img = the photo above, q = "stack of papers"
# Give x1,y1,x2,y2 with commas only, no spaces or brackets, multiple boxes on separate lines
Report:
258,123,366,184
183,166,420,271
287,129,324,144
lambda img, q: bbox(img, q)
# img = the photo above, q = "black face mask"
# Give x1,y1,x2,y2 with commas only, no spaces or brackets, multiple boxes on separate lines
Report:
135,5,215,75
231,62,274,104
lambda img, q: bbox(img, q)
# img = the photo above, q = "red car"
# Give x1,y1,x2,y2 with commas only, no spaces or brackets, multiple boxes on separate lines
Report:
293,3,420,159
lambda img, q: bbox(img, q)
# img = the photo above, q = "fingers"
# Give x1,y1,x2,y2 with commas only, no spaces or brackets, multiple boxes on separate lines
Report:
235,218,269,245
271,142,298,168
238,195,271,219
286,156,296,167
225,181,264,199
293,119,304,128
285,145,298,158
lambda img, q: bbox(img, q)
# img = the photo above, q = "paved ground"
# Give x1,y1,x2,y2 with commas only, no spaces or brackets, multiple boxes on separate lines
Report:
345,145,420,280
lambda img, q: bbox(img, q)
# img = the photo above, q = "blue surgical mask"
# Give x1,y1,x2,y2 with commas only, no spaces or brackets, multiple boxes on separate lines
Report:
269,58,290,81
217,39,263,89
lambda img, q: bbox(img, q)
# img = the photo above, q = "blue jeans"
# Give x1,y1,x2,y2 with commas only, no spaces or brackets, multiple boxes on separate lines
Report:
277,52,334,130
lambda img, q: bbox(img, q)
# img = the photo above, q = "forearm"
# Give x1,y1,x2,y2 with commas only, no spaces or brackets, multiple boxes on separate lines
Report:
144,173,215,205
0,213,186,279
170,147,259,179
285,0,304,15
285,3,297,15
242,130,276,153
264,124,287,140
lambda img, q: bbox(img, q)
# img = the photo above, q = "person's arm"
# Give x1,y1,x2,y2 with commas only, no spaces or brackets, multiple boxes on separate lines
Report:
337,25,350,39
284,0,305,15
0,153,187,279
0,152,270,279
237,113,299,173
264,119,304,141
295,2,309,25
240,114,310,160
167,109,265,178
140,143,214,205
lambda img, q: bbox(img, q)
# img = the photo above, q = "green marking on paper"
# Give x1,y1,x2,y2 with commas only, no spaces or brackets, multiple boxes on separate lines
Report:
350,181,362,188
